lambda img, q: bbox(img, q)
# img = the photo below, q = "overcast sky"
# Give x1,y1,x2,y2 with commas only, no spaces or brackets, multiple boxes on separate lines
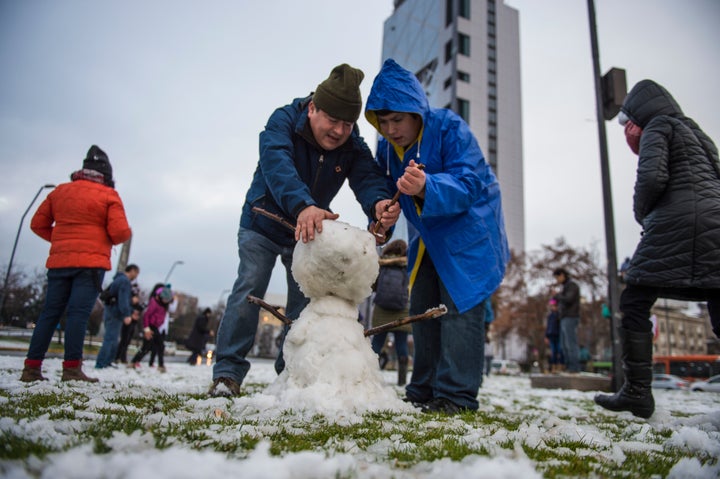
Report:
1,0,718,308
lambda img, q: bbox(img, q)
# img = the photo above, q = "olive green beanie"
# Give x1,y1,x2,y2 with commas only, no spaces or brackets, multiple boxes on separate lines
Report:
313,63,365,122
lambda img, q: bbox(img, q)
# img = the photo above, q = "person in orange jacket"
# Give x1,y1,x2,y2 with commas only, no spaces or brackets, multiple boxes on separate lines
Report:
20,145,132,383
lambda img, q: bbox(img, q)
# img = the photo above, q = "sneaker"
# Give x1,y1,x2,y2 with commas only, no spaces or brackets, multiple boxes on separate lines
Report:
127,362,141,369
157,366,167,373
421,397,469,415
208,377,242,397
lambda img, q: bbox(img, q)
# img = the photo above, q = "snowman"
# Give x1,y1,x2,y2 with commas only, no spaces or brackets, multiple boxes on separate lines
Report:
265,220,413,415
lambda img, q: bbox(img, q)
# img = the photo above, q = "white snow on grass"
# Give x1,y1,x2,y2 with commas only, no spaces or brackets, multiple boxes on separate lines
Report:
1,356,720,478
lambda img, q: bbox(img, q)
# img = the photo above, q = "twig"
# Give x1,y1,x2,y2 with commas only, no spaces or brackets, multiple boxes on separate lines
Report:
372,163,425,237
364,305,447,337
251,207,296,232
247,295,292,326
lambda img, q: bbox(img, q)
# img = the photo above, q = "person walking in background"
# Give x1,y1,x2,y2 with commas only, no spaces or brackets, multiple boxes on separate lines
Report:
186,308,214,365
116,294,143,364
545,299,564,373
595,79,720,419
95,264,140,369
364,59,510,414
370,240,411,386
210,63,400,397
149,284,175,367
129,285,173,372
551,268,581,373
20,145,132,383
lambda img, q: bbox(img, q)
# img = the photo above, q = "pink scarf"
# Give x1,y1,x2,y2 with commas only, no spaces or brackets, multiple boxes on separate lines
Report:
624,121,643,154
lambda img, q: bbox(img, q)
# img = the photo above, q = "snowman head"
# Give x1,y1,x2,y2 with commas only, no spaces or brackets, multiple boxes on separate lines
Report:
292,220,379,303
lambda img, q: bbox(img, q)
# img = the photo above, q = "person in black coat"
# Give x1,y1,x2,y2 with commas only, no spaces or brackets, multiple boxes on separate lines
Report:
595,80,720,419
186,308,213,365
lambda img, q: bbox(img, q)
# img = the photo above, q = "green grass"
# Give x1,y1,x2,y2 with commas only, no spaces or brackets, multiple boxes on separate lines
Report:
1,377,717,478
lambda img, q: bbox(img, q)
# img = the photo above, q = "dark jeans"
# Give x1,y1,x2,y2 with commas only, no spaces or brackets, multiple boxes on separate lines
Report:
371,331,409,359
27,268,104,362
131,328,164,367
115,321,137,363
213,228,308,384
547,335,563,365
621,284,720,336
95,309,123,368
405,254,486,410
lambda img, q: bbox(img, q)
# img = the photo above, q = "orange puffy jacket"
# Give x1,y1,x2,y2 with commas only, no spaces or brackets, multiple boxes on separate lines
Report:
31,179,132,270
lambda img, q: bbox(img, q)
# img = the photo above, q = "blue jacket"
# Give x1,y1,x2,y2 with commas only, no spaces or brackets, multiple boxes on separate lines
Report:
240,95,391,246
105,272,132,319
365,59,509,313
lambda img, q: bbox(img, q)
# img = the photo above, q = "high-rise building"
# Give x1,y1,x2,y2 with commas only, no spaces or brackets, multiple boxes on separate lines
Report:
381,0,525,254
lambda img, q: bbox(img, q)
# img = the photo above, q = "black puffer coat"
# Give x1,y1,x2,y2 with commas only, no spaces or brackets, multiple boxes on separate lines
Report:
621,80,720,291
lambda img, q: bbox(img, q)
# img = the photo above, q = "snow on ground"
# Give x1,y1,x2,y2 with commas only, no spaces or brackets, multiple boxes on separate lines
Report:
1,355,719,479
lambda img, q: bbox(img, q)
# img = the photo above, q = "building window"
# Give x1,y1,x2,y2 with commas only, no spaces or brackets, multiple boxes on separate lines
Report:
458,33,470,56
457,98,470,122
445,39,453,63
488,0,496,14
445,0,453,27
444,77,452,90
459,0,470,19
458,71,470,82
444,102,452,110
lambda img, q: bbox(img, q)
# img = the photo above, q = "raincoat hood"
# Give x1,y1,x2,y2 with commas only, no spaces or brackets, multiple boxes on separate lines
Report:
365,59,429,136
620,79,684,128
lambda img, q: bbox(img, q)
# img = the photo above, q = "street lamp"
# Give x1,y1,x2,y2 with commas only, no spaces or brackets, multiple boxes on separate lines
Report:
163,260,184,284
1,183,56,324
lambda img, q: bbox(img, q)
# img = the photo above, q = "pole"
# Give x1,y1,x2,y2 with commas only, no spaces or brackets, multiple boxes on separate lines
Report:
587,0,623,391
116,237,132,274
164,260,184,284
1,184,56,324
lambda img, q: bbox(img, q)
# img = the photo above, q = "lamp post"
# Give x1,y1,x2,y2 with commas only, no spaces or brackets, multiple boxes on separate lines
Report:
163,260,184,284
587,0,624,391
1,183,56,324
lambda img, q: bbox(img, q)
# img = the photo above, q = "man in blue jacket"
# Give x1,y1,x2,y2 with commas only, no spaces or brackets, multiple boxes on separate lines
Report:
210,63,400,396
95,264,140,370
365,59,509,414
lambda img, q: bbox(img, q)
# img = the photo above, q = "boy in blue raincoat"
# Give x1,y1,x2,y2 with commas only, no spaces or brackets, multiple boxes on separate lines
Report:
365,59,509,414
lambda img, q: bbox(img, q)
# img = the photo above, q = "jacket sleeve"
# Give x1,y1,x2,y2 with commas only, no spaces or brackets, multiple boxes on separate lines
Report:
422,116,489,219
633,118,671,224
30,197,54,242
106,190,132,245
259,104,317,218
117,278,132,318
347,135,393,219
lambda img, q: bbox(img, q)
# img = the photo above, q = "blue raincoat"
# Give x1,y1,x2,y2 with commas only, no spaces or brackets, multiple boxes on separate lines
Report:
365,59,509,313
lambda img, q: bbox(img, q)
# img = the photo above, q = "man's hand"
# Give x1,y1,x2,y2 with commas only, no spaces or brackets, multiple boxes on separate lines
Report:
143,329,153,340
123,316,131,326
397,160,426,198
295,205,340,243
374,199,401,230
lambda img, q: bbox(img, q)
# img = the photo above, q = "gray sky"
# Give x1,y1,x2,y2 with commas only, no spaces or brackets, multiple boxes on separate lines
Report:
1,0,718,308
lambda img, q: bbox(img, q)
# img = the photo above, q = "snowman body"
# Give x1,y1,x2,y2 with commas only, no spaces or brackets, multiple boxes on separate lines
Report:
266,220,411,414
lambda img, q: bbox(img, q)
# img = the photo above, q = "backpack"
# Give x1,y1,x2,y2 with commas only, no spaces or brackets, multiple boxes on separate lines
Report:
373,265,409,311
99,285,117,306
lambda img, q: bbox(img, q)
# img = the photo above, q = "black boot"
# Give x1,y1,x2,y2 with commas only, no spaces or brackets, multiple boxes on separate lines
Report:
594,328,654,419
397,356,408,386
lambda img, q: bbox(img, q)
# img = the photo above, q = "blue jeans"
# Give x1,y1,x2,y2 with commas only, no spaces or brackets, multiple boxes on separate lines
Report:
27,268,104,362
405,255,486,410
213,227,308,384
371,331,409,359
560,317,580,372
547,335,563,365
95,308,123,368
